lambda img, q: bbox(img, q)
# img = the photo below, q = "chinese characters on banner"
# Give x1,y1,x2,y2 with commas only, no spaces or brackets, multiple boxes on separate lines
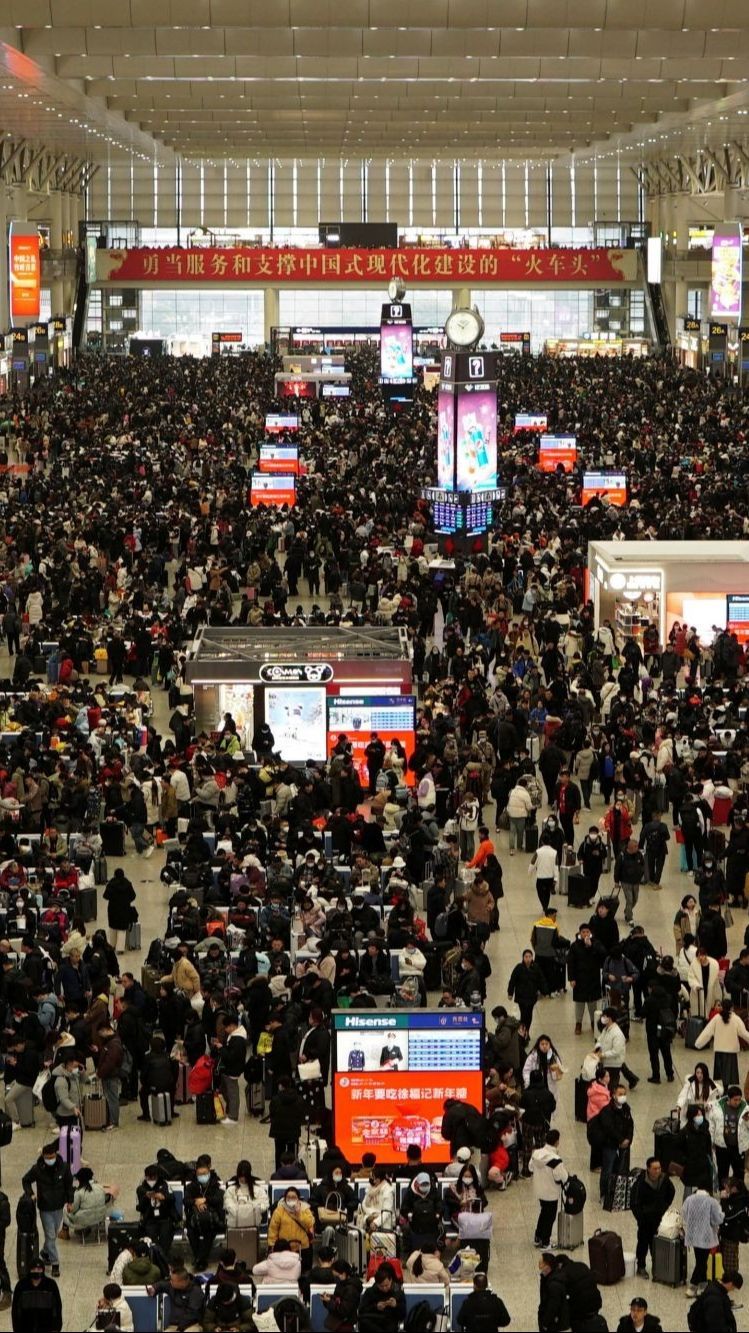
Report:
8,223,40,320
101,246,637,286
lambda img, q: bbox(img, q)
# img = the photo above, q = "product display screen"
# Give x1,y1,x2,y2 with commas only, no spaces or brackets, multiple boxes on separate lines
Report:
327,695,416,785
711,225,743,322
321,384,351,398
259,445,300,475
437,390,455,491
280,379,317,399
539,434,577,473
265,686,327,762
514,412,548,433
582,471,627,506
265,414,300,434
250,474,296,507
727,595,749,646
333,1010,485,1165
455,387,498,492
380,323,413,382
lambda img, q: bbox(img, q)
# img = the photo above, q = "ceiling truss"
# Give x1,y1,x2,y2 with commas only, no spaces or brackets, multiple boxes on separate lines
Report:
0,133,94,195
634,142,749,196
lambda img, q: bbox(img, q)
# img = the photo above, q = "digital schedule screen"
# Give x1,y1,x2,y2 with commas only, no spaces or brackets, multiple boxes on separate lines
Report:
727,595,749,646
514,413,548,433
259,445,300,475
333,1009,485,1165
265,414,300,435
582,471,627,506
328,695,416,785
539,434,577,473
250,474,296,507
455,386,497,492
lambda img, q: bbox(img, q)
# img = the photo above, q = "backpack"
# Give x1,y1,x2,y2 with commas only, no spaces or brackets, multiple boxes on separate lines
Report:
687,1290,708,1333
41,1075,60,1115
680,805,700,834
433,912,450,941
404,1299,439,1333
658,1007,677,1037
410,1196,438,1234
187,1054,216,1095
561,1174,587,1215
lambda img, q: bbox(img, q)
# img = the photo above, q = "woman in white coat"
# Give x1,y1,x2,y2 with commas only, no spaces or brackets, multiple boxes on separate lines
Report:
694,998,749,1089
676,1061,722,1127
687,947,723,1019
25,588,43,626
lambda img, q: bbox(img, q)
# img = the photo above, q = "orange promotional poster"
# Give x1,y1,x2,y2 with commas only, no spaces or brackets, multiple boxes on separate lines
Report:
8,224,40,321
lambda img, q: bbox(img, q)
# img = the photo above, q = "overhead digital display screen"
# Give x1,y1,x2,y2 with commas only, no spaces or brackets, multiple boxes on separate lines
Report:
321,384,351,398
250,474,296,507
380,322,414,382
265,413,300,434
327,694,416,786
727,595,749,646
259,445,300,475
266,686,327,762
539,434,578,473
710,224,743,323
455,387,497,491
333,1010,484,1165
582,471,627,506
514,413,548,433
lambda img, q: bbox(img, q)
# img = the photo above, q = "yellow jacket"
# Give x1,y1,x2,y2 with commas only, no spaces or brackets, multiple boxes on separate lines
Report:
267,1200,315,1251
161,955,201,998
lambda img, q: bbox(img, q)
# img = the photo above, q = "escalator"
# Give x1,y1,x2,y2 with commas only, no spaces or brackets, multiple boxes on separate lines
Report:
643,277,671,351
71,247,89,353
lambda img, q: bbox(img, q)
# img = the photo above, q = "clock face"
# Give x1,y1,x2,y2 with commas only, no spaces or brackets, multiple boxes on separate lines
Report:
445,308,484,348
388,279,405,302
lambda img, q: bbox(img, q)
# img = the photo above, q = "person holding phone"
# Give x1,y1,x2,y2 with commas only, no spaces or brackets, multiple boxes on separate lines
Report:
91,1283,134,1332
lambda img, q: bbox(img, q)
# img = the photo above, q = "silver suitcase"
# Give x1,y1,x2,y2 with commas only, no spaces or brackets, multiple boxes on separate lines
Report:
557,1208,584,1250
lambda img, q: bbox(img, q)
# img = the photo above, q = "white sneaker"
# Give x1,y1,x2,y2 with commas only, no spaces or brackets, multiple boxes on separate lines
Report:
219,1117,238,1126
143,845,154,858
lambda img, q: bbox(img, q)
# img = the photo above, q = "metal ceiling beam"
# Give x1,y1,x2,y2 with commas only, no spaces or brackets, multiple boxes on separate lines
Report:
36,153,67,191
0,138,27,181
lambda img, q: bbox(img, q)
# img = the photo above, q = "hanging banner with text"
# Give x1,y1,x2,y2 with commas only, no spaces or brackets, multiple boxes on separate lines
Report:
8,223,40,321
96,245,638,288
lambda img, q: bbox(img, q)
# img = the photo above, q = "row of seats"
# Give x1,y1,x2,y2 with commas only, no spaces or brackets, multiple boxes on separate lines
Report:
120,1282,473,1333
163,1173,463,1221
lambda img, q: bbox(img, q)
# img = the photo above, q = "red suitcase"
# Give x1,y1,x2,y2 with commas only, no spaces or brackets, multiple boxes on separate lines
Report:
587,1228,625,1285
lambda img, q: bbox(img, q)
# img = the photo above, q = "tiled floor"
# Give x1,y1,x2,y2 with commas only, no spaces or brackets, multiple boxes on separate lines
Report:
0,647,747,1331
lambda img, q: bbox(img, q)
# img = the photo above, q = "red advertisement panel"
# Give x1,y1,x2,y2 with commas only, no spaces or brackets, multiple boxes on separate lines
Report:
250,475,296,507
280,379,316,398
538,435,577,473
8,225,40,320
327,695,416,787
582,472,627,506
333,1069,485,1166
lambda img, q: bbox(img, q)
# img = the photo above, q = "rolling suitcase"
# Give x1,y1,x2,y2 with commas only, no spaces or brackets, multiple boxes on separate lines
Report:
141,964,161,999
100,820,126,857
174,1063,192,1105
59,1124,82,1174
525,823,539,854
78,886,97,923
126,920,141,950
587,1228,625,1285
653,1109,681,1174
94,856,108,885
16,1228,38,1279
149,1093,172,1126
557,1208,584,1251
244,1055,264,1117
227,1226,259,1268
652,1234,687,1286
107,1220,142,1275
334,1224,365,1271
575,1076,589,1124
196,1091,217,1125
686,992,707,1049
83,1077,108,1130
568,869,591,907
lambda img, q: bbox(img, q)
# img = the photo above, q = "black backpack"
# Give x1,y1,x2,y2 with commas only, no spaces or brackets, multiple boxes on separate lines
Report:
41,1075,60,1115
561,1174,587,1216
404,1300,439,1333
687,1289,708,1333
410,1195,438,1234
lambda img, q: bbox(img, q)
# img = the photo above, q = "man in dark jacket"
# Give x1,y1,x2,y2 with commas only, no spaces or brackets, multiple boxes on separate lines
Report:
567,925,606,1035
596,1086,635,1203
94,1021,123,1128
149,1264,207,1330
616,1296,663,1333
638,810,670,886
697,900,728,962
268,1077,308,1169
456,1272,511,1331
642,981,676,1085
554,770,581,844
11,1259,62,1333
630,1158,675,1279
213,1013,247,1125
125,783,153,856
507,949,548,1030
319,1258,363,1330
184,1158,225,1270
615,839,646,926
538,1252,570,1332
21,1144,74,1277
687,1270,743,1333
117,994,149,1100
356,1262,406,1333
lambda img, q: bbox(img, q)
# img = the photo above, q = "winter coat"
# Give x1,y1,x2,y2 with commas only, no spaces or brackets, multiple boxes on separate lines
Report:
615,849,645,885
595,1021,627,1069
695,1010,749,1055
22,1155,74,1212
122,1254,162,1285
267,1199,315,1251
708,1096,749,1154
508,960,547,1005
405,1249,451,1285
629,1172,675,1226
530,1143,568,1202
673,1123,715,1190
682,1189,724,1249
161,954,201,997
140,1050,174,1094
269,1086,308,1141
586,1081,611,1123
507,786,533,819
595,1100,634,1150
566,937,606,1003
103,874,136,930
52,1065,83,1117
464,881,494,925
67,1182,108,1232
224,1179,269,1228
252,1247,302,1283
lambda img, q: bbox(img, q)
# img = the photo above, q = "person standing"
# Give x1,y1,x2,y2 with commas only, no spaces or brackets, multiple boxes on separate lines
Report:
638,810,670,887
213,1012,247,1127
694,998,749,1090
530,906,566,997
455,1272,511,1330
596,1083,635,1204
708,1085,749,1186
365,733,386,795
506,780,534,855
0,1188,10,1310
3,607,21,658
507,949,548,1031
21,1143,74,1279
268,1076,307,1170
573,739,597,810
529,837,558,914
687,1272,744,1333
103,868,136,954
630,1158,675,1279
530,1128,568,1248
11,1258,62,1333
683,1186,724,1297
595,1007,639,1090
642,980,676,1085
578,825,609,905
554,770,581,846
95,1020,123,1130
567,924,606,1035
615,838,646,926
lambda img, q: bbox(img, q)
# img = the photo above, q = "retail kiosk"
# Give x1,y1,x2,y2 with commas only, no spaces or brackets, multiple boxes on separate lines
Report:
185,626,414,773
589,540,749,648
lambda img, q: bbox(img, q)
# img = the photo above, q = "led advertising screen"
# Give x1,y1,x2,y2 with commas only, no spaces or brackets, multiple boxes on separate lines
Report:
333,1010,485,1165
380,323,413,381
266,687,327,762
539,434,577,473
8,223,41,321
710,224,743,322
455,387,497,492
437,389,455,491
727,595,749,646
250,474,296,507
321,384,351,398
514,413,548,433
265,414,300,435
280,379,317,399
259,445,300,475
327,695,416,786
582,471,627,506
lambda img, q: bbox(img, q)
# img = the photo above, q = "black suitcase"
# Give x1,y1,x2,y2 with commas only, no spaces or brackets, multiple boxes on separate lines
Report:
16,1229,38,1279
525,823,539,853
100,821,126,857
568,870,591,908
575,1076,589,1124
78,886,97,923
94,856,108,885
107,1221,142,1274
422,944,441,992
653,1109,681,1174
652,1234,687,1286
196,1091,217,1125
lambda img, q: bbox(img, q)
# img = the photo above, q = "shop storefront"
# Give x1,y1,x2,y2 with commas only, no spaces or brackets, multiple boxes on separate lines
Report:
185,626,414,774
589,540,749,649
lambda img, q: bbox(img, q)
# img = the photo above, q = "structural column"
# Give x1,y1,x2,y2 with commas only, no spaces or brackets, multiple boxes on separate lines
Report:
451,287,472,311
49,191,64,317
263,287,279,345
0,193,8,332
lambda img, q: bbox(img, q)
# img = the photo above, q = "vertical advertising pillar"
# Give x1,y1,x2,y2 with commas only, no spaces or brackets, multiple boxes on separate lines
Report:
8,223,41,325
379,300,415,408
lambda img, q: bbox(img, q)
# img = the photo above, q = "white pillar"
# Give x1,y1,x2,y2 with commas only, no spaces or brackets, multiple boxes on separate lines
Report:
263,287,279,346
0,192,8,332
49,191,64,317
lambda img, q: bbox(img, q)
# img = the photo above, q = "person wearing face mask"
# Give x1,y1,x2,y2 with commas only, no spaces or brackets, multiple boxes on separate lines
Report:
267,1188,315,1272
223,1159,269,1230
136,1165,180,1256
184,1155,225,1272
615,837,646,927
578,825,608,905
11,1258,62,1333
311,1163,357,1226
595,1084,635,1206
21,1143,74,1280
594,1007,640,1092
674,1105,716,1197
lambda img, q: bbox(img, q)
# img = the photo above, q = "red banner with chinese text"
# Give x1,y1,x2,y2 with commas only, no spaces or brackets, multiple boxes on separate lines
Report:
98,245,637,287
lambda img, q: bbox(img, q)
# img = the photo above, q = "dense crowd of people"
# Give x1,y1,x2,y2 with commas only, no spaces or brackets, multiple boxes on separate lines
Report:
0,347,745,1331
